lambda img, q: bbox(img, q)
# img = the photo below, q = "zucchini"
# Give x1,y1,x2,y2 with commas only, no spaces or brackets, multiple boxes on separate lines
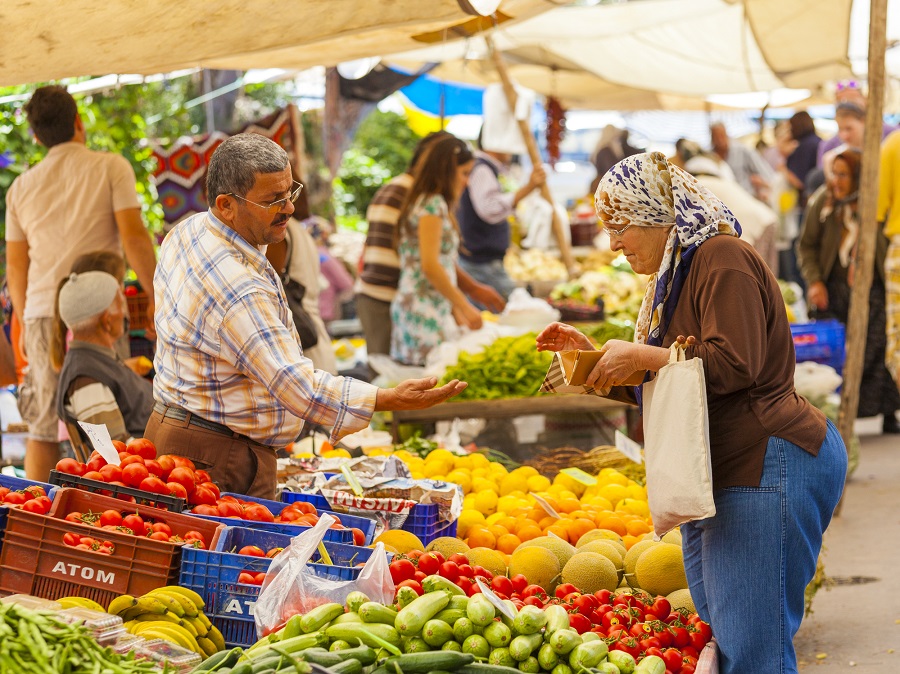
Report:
421,575,465,596
394,591,450,636
634,654,665,674
542,605,569,635
299,603,345,634
458,664,524,674
327,660,362,674
358,602,398,625
448,595,470,611
421,619,455,647
433,608,466,625
330,612,363,625
376,651,475,673
509,633,543,662
324,623,402,656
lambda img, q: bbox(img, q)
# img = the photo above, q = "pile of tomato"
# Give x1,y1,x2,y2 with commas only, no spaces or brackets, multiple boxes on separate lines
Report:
233,544,286,585
55,440,221,506
0,484,52,515
189,497,367,547
61,508,209,549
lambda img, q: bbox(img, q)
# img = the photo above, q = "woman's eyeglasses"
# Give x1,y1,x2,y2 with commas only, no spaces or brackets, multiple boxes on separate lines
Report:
229,180,304,215
603,223,634,238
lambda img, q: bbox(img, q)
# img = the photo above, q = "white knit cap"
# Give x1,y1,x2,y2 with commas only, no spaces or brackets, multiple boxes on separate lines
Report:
58,271,120,329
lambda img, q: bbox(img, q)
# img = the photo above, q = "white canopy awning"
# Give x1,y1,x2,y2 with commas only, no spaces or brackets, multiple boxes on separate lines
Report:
0,0,551,88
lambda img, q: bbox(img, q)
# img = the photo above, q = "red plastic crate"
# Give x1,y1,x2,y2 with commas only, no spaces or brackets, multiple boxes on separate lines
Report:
0,488,223,608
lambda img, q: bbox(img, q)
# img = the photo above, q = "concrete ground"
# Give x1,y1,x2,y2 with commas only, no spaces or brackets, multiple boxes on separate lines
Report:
794,418,900,671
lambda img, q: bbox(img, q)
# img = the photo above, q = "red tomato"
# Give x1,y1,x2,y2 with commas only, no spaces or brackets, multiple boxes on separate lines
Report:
396,579,423,596
99,509,123,527
455,577,474,596
171,456,196,471
238,572,256,585
457,564,474,578
448,553,469,566
126,438,157,461
63,532,81,546
490,575,513,597
350,528,366,546
239,545,266,557
466,582,483,597
670,625,691,648
688,629,708,651
276,506,304,522
123,514,146,536
292,501,317,515
430,551,445,565
148,531,170,542
389,559,416,584
613,636,642,659
417,552,441,575
522,595,543,607
167,467,197,495
661,648,683,672
98,464,122,483
690,619,712,645
188,485,218,507
438,561,460,583
112,440,128,453
121,462,150,488
75,543,91,551
509,574,528,595
242,503,274,522
118,455,146,468
413,570,426,582
522,585,547,599
555,583,579,599
55,458,86,476
681,665,696,674
144,459,163,478
85,456,107,473
184,531,206,547
406,550,423,561
195,470,212,485
190,504,219,516
65,511,84,523
254,572,267,584
217,500,244,518
0,487,8,499
79,536,97,547
139,476,170,495
82,470,106,483
568,612,592,634
594,589,614,605
22,496,51,514
166,482,189,500
150,522,173,536
266,547,284,558
199,482,220,500
473,566,493,580
3,492,27,505
156,455,176,475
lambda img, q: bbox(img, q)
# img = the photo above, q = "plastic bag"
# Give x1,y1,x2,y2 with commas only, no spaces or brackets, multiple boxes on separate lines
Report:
253,514,394,637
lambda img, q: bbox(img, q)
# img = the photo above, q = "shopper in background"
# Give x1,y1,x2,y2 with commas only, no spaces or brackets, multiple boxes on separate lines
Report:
4,85,157,480
356,132,504,355
817,80,898,168
538,152,845,674
877,129,900,392
785,111,821,208
392,136,481,366
53,271,154,443
710,122,774,202
798,149,900,433
457,135,546,301
589,124,640,192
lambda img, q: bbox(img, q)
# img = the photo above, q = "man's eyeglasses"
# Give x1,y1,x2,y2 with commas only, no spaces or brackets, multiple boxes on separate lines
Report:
229,180,304,214
603,223,634,238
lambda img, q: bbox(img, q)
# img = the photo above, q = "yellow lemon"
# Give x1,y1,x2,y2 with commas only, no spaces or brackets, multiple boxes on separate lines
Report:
512,466,540,479
322,448,351,459
474,490,499,516
500,473,529,496
469,453,491,468
447,470,473,493
486,512,508,525
582,495,614,511
472,478,500,494
471,468,490,480
626,484,648,500
424,462,451,479
597,484,630,507
596,469,629,487
616,498,650,519
498,495,524,514
457,510,486,538
490,463,509,477
526,475,552,493
426,448,456,465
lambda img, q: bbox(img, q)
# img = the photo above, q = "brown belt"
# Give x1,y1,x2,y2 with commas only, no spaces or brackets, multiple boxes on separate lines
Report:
152,402,274,450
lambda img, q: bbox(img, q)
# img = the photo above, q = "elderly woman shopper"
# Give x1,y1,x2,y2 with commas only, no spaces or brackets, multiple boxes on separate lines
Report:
54,271,154,442
798,149,900,432
537,152,846,674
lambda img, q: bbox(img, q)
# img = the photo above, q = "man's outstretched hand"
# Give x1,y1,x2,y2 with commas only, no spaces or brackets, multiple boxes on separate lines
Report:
374,377,467,411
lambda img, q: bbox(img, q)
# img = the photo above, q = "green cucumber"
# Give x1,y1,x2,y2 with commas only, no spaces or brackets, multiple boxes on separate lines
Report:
508,633,543,662
581,632,602,643
551,664,574,674
329,639,351,651
299,602,344,634
328,659,363,674
395,586,419,609
421,574,465,596
459,664,525,674
358,602,398,625
394,591,450,635
376,651,475,673
421,618,455,647
597,663,622,674
192,646,242,671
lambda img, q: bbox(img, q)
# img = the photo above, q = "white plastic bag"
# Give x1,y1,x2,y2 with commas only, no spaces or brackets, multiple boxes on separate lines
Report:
254,514,394,637
642,345,716,537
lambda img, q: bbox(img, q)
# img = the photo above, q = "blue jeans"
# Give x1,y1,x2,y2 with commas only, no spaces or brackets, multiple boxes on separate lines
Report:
681,420,846,674
458,258,517,305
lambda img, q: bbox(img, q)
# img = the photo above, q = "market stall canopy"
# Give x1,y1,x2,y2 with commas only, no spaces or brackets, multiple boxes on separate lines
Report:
0,0,552,88
385,0,854,109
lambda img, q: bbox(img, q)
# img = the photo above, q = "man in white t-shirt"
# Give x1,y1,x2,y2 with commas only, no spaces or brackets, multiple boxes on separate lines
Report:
4,85,158,480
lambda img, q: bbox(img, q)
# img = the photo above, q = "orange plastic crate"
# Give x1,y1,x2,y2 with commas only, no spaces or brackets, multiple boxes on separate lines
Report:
0,488,223,607
125,282,152,332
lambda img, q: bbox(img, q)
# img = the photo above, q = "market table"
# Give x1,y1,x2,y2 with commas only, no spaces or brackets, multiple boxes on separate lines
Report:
390,394,635,442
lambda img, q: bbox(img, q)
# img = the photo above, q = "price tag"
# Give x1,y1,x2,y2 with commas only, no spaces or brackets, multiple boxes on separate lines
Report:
475,577,516,621
615,430,643,464
77,422,120,466
531,493,561,519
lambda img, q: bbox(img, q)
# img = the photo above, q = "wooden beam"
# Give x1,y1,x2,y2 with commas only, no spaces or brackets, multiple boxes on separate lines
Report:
836,0,888,512
485,34,577,278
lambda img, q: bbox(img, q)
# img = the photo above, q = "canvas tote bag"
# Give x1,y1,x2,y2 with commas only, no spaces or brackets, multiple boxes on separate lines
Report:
642,344,716,537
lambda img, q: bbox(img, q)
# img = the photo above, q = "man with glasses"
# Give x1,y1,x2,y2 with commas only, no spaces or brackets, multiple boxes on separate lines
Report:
5,85,158,480
147,133,466,499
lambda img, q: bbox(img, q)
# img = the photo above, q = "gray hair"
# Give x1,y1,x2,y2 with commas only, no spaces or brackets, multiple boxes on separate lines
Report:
206,133,290,202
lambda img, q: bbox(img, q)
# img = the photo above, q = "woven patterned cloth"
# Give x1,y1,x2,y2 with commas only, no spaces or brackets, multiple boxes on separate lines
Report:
150,108,297,229
696,639,719,674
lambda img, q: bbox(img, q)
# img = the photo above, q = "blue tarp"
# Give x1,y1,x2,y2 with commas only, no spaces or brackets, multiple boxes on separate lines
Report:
398,71,484,117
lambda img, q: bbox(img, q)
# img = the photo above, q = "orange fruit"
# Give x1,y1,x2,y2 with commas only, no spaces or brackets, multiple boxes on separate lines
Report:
527,508,545,522
557,499,580,514
497,516,518,532
538,516,559,530
626,519,651,536
466,526,497,549
569,518,596,543
516,525,543,542
496,533,522,555
545,524,569,540
488,524,510,540
597,516,628,537
622,534,640,550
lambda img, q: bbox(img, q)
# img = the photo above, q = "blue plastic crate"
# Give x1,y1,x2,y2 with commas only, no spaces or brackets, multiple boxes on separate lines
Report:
179,526,385,624
0,475,56,555
210,615,258,649
414,519,458,549
219,492,376,544
281,491,437,537
791,320,846,374
188,514,354,544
